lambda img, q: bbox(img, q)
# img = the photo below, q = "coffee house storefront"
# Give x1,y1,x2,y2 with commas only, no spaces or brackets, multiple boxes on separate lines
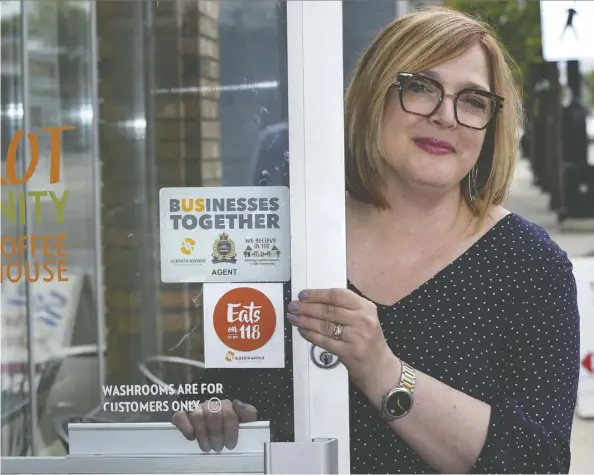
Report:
1,0,418,473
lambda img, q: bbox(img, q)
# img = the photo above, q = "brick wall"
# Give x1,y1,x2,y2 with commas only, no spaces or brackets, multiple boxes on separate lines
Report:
98,0,221,383
198,1,222,186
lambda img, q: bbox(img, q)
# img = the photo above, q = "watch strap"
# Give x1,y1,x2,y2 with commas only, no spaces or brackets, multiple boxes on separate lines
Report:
400,360,416,393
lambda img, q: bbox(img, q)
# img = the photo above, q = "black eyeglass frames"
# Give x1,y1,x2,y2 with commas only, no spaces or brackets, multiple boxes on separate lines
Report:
393,72,505,130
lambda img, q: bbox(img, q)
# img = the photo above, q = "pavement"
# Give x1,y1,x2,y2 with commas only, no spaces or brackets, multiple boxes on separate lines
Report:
505,156,594,258
505,155,594,474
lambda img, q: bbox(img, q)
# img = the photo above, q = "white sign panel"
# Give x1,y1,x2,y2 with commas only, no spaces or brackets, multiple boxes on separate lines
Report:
203,283,285,369
540,1,594,62
573,257,594,418
159,186,290,283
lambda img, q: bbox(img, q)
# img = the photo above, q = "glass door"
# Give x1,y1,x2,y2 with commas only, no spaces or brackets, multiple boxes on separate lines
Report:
1,0,351,472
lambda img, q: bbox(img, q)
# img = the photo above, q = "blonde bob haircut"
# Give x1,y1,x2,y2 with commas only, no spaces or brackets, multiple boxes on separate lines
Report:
345,6,523,225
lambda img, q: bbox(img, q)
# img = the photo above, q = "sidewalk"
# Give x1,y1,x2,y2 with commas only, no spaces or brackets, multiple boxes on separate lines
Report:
505,157,594,258
505,157,594,474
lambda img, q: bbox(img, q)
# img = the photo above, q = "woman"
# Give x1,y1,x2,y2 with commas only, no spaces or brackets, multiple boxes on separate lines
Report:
172,7,581,474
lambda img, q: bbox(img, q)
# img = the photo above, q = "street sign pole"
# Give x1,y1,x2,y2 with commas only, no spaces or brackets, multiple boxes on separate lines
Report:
539,1,594,223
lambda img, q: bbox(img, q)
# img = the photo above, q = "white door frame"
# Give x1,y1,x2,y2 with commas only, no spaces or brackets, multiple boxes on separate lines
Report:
287,2,350,473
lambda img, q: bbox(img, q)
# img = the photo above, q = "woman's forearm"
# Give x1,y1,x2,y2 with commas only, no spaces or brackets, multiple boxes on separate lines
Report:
357,352,491,474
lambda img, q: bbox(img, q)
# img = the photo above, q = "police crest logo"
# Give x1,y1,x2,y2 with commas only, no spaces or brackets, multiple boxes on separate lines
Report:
212,232,237,264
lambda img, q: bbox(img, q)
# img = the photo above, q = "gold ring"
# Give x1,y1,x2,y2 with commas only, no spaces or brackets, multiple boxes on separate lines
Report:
331,323,343,341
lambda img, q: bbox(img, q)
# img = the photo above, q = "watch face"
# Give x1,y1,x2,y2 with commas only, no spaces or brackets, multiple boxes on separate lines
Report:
385,389,412,418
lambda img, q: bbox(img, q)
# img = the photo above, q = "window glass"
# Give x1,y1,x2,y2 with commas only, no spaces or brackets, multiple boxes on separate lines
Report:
1,0,292,456
1,0,32,457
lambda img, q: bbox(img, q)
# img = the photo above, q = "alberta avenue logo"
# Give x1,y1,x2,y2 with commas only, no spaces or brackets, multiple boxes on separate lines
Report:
180,237,196,255
169,237,205,265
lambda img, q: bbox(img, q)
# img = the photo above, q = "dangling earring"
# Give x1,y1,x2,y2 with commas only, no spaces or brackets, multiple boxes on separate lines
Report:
468,166,479,201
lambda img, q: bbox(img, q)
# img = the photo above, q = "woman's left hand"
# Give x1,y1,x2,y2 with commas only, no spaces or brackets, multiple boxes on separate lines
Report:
287,288,398,387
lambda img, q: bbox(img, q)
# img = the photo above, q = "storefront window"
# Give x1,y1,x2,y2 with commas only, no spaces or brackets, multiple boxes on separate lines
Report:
1,0,31,457
1,0,291,456
2,0,98,456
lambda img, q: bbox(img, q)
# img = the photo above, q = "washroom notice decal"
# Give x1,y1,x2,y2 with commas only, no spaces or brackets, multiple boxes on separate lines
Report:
159,186,290,283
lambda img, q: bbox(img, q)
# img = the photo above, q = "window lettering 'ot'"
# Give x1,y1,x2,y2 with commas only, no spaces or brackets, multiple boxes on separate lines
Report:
2,126,76,185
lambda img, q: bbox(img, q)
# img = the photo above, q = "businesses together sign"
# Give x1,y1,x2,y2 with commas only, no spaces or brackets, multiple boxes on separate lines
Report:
159,186,291,283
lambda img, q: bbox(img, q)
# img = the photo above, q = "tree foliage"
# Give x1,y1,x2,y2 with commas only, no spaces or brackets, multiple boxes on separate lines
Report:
27,0,89,48
1,0,88,49
443,0,543,98
1,0,90,100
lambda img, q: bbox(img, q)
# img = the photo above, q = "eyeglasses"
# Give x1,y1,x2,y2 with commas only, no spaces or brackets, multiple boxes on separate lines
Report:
393,72,505,130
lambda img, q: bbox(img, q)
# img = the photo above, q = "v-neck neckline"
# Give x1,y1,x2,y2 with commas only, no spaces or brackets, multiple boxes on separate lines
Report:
347,212,516,308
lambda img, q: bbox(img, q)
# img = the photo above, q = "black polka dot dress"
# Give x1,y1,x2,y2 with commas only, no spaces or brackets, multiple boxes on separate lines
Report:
196,212,581,474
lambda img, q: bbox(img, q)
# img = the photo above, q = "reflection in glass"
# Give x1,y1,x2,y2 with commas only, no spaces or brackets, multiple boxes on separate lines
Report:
26,0,100,456
1,0,32,457
96,0,293,446
99,0,290,377
1,0,99,456
1,0,292,456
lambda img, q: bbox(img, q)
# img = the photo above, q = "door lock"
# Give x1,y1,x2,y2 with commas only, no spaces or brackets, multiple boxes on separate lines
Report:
310,344,340,369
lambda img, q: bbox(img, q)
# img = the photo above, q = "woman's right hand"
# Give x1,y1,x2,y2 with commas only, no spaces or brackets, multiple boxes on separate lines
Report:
172,399,257,452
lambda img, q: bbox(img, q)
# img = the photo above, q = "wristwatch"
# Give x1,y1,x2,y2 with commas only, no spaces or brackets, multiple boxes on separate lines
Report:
380,360,416,420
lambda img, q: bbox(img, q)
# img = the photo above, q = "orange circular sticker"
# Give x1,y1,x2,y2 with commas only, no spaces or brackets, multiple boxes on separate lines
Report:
213,287,276,352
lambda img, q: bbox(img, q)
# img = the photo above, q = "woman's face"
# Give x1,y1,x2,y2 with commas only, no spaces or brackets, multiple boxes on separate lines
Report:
381,45,491,195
